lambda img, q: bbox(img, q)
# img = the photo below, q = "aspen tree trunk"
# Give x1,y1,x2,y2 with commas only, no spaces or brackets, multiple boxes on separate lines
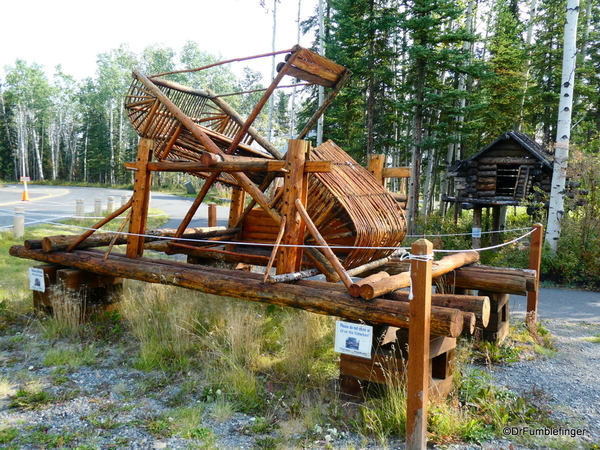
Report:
546,0,579,252
316,0,325,146
109,106,115,185
31,126,44,181
266,0,277,142
288,0,302,139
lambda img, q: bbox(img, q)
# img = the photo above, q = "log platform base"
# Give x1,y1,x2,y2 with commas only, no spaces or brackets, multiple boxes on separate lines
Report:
479,291,510,342
339,326,455,399
32,264,122,318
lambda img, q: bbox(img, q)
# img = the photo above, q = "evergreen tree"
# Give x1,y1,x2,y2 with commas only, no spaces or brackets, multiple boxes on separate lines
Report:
475,0,528,144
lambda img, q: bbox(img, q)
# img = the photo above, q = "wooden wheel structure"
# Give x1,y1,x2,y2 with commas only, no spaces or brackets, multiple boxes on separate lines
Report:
68,45,407,287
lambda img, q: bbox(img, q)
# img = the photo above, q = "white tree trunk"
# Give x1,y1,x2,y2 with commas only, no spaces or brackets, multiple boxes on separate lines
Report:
267,0,277,142
316,0,325,146
545,0,580,252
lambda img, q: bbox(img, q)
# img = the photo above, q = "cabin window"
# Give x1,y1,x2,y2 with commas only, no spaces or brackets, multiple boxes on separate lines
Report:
496,164,521,197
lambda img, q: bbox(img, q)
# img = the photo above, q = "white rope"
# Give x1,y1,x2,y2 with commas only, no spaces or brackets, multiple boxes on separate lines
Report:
399,252,435,300
7,216,537,256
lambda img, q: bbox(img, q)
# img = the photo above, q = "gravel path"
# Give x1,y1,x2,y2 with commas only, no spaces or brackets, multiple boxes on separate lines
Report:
2,315,600,449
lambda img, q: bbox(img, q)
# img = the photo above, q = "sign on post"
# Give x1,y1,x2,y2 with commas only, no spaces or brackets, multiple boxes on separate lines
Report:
334,320,373,359
29,267,45,292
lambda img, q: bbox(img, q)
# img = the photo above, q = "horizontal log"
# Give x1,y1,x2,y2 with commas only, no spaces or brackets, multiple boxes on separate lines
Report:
447,265,537,295
462,311,477,335
40,227,238,253
388,291,490,328
389,192,408,202
478,157,539,165
383,166,411,178
9,246,463,337
357,251,480,300
125,160,332,173
24,239,43,250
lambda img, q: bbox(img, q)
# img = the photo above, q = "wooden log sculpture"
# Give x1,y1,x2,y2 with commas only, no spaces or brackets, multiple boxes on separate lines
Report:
122,46,406,274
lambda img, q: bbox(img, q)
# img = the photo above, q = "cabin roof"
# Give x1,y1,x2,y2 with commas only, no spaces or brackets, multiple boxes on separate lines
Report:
471,132,553,170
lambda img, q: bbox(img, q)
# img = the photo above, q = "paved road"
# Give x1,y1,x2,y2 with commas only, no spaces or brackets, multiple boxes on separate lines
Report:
511,288,600,323
0,184,230,230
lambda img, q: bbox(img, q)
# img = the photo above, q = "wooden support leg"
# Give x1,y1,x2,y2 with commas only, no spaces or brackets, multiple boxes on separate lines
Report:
479,291,510,342
276,139,310,274
527,223,543,325
33,265,122,318
32,264,65,313
127,138,154,258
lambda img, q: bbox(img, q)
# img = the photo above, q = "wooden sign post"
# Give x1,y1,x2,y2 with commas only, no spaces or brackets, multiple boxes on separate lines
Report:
406,238,433,450
527,223,544,324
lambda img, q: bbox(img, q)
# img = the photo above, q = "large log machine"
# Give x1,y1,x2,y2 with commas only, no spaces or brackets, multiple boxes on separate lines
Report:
10,46,541,397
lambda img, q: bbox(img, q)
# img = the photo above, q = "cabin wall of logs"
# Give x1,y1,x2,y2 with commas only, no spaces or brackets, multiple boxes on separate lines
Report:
445,132,554,209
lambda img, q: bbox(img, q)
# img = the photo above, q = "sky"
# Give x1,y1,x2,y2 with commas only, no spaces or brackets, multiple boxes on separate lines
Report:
0,0,319,82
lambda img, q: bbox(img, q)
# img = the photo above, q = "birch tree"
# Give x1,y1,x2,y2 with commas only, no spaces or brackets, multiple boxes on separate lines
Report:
546,0,580,251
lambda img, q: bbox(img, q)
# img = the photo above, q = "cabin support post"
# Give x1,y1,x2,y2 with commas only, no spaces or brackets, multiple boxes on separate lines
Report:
472,207,482,249
126,138,154,258
406,239,433,450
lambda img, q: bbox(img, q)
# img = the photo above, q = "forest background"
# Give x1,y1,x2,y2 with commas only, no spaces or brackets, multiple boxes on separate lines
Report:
0,0,599,288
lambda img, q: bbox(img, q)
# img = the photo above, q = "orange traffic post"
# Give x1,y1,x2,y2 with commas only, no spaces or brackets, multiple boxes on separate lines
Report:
21,176,30,201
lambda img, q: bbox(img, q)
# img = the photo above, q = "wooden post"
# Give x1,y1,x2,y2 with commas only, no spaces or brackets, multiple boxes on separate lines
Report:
491,206,501,247
472,207,482,249
208,203,217,227
406,238,433,450
527,223,543,324
126,138,153,258
276,139,310,274
367,154,386,187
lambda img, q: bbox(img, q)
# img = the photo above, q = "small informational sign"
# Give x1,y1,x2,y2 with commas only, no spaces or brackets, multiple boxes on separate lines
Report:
20,176,30,182
472,227,482,238
29,267,45,292
334,320,373,359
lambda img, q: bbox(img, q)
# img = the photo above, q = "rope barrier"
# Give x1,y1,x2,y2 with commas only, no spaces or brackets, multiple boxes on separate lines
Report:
22,217,535,256
0,207,537,255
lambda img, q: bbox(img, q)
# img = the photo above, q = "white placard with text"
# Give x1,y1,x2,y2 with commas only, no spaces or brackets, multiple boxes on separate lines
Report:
29,267,45,292
334,320,373,359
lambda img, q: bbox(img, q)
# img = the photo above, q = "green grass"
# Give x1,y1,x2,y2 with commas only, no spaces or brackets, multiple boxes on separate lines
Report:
584,334,600,344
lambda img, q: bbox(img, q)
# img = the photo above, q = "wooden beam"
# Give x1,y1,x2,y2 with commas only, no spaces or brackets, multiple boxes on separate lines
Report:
450,265,537,296
356,251,480,300
124,160,332,173
383,166,411,179
126,138,153,258
10,245,462,337
277,140,309,274
295,199,354,290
